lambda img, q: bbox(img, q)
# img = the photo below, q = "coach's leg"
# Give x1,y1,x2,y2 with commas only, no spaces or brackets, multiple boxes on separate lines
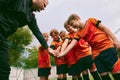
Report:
0,40,11,80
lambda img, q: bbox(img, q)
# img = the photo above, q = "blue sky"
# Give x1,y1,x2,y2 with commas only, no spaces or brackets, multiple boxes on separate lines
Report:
33,0,120,46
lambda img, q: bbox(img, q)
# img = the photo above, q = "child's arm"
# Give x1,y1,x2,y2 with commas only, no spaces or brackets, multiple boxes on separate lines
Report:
98,23,120,49
57,39,77,57
56,46,61,52
60,39,69,53
47,47,58,57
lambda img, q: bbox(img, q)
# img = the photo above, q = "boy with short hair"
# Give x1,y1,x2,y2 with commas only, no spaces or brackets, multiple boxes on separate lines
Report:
60,21,101,80
50,29,68,80
38,32,51,80
58,14,120,80
60,25,79,80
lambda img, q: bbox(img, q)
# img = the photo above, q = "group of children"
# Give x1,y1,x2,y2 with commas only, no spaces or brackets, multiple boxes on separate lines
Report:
37,14,120,80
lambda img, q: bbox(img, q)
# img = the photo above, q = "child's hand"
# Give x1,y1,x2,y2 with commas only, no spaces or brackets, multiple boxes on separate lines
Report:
57,52,65,58
47,47,58,57
54,49,60,57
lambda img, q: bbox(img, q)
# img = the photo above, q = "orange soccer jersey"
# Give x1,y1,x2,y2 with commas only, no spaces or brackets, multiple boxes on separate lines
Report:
74,39,92,61
74,18,114,58
50,39,66,66
38,46,51,68
65,32,77,67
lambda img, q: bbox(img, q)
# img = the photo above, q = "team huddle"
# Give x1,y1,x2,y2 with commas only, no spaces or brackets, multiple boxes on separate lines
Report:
0,0,120,80
38,14,120,80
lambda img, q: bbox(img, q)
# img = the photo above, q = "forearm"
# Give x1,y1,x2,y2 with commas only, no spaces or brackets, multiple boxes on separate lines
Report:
62,39,77,55
28,16,48,49
34,31,49,49
60,39,69,52
56,46,61,52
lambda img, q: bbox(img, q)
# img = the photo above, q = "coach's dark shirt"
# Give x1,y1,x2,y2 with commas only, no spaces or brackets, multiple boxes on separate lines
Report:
0,0,48,49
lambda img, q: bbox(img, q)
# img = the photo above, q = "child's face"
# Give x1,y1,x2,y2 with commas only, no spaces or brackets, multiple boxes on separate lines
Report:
51,34,59,41
65,25,75,33
69,20,80,29
59,32,66,41
43,34,49,42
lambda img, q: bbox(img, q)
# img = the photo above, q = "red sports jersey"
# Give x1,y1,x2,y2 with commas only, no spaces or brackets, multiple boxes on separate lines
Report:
65,32,77,67
74,39,92,61
38,46,51,68
50,40,66,66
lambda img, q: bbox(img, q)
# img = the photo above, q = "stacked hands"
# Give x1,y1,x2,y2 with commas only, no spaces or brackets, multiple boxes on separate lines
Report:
47,47,64,57
47,39,120,58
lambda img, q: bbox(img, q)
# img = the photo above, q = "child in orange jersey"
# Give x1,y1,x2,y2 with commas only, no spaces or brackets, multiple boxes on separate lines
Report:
58,14,120,80
60,22,101,80
75,39,101,80
59,30,68,80
50,29,68,80
38,32,51,80
59,24,81,80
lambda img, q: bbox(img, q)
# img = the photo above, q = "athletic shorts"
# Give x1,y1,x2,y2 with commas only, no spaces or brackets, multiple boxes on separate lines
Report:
38,68,51,76
56,64,68,74
94,47,118,73
77,55,93,73
68,63,79,76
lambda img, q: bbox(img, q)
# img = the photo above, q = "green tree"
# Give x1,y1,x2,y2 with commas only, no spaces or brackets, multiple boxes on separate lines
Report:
23,46,38,68
8,26,33,66
23,46,56,68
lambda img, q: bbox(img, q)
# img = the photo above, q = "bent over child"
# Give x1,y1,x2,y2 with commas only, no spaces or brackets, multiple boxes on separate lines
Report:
58,14,120,80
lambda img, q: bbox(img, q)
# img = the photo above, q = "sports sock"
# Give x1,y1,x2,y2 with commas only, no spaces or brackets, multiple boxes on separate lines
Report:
101,74,112,80
91,71,102,80
78,77,82,80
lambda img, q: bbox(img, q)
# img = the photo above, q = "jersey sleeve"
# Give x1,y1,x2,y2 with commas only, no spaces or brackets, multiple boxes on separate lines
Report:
65,34,70,39
50,42,55,49
87,18,101,27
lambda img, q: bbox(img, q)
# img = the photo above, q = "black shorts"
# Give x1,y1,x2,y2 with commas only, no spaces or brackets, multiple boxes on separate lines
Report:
68,63,79,76
38,68,51,76
77,55,93,73
56,64,68,74
94,47,118,73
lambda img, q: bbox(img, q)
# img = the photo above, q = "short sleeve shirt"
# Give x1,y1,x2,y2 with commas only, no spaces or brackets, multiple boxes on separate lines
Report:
74,18,114,58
